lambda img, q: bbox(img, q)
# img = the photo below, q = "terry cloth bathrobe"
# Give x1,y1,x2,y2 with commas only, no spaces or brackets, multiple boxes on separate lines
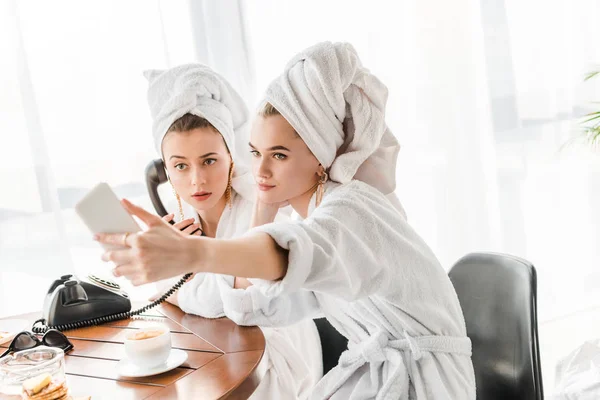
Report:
218,42,477,399
144,64,323,400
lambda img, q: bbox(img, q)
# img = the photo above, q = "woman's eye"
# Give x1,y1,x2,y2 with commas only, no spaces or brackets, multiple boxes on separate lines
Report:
250,150,260,157
174,163,187,171
204,158,216,166
273,153,287,160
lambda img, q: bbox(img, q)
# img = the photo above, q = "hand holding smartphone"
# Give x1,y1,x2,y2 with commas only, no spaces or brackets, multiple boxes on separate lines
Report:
75,182,141,250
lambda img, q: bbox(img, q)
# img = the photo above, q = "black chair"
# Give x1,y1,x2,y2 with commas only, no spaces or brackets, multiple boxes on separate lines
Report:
448,252,544,400
313,317,348,375
144,159,349,376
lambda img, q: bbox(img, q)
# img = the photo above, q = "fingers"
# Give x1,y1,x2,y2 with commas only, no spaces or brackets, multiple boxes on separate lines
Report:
111,264,151,287
101,248,133,265
173,218,195,231
172,218,202,236
162,213,174,223
111,263,137,278
95,232,137,247
181,223,201,235
121,199,163,227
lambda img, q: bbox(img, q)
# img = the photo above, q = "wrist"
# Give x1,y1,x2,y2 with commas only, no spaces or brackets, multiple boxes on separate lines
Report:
185,236,210,274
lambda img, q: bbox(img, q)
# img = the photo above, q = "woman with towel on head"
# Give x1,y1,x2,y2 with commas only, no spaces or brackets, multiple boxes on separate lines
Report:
98,43,476,399
141,64,323,399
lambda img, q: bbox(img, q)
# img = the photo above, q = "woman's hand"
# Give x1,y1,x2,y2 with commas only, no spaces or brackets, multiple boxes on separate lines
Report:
162,214,203,236
95,199,206,286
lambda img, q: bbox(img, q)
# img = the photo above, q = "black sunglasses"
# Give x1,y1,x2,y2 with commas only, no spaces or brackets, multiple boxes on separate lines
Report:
0,329,73,358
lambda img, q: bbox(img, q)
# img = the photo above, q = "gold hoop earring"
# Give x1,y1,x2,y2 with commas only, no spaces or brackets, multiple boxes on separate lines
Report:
169,180,185,221
315,171,328,207
225,161,235,208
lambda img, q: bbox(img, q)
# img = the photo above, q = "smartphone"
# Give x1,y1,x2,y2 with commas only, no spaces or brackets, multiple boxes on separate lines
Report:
75,182,141,250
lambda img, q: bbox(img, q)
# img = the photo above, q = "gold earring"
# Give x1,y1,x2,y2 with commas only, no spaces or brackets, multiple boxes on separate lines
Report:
315,171,328,207
170,180,185,221
225,161,235,208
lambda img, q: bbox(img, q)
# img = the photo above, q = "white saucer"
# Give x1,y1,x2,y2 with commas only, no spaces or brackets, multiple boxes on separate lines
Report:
0,319,28,345
117,348,188,377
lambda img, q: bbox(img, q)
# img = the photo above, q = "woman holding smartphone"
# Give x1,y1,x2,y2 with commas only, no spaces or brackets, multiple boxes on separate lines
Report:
140,64,322,399
99,44,475,399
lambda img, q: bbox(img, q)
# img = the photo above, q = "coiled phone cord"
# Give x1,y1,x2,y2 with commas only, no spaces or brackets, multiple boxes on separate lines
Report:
32,272,193,334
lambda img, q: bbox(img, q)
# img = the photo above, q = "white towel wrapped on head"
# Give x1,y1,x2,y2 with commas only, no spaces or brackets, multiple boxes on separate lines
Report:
264,41,404,214
144,64,254,200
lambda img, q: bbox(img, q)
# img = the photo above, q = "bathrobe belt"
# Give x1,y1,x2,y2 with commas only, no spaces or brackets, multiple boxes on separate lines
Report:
318,330,472,399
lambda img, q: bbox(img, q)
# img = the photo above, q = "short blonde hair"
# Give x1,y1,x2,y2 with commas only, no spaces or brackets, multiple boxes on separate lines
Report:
257,102,281,117
257,102,300,137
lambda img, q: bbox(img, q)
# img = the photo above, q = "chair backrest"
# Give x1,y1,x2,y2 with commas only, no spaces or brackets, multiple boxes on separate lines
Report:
448,252,544,400
313,317,349,376
144,159,350,376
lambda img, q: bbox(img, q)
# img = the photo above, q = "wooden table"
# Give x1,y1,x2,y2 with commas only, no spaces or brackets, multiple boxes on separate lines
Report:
0,303,265,400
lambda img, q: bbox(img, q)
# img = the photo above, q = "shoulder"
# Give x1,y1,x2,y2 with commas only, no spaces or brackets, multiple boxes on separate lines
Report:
321,180,391,209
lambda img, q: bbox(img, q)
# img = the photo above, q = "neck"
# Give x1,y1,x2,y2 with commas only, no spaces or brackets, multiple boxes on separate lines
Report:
289,182,319,219
196,194,228,237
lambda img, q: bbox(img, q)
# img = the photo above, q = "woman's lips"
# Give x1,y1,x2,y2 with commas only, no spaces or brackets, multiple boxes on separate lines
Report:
192,192,212,201
258,184,275,192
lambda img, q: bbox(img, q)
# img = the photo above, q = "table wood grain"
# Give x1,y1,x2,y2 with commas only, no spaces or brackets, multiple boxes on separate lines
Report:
0,303,265,400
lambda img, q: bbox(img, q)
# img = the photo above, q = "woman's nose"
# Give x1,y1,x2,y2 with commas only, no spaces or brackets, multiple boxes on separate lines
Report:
191,168,207,186
255,158,271,181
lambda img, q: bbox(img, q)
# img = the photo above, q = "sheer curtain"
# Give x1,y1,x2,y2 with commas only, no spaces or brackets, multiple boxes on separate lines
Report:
0,0,253,316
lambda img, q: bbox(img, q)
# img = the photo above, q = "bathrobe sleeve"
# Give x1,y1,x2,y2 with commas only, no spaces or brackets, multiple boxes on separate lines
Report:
177,273,234,318
216,201,321,326
220,283,322,326
241,181,442,303
176,194,299,321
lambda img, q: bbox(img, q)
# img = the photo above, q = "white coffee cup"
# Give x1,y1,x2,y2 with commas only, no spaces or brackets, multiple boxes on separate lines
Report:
124,324,171,368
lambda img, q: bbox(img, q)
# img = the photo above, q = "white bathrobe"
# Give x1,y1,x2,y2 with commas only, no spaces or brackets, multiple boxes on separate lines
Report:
173,192,323,399
219,181,476,399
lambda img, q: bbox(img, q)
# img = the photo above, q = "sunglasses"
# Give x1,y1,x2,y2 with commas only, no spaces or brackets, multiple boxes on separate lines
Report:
0,329,73,358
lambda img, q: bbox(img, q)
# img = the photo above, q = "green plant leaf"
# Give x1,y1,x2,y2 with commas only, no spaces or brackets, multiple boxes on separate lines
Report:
584,126,600,146
582,113,600,124
577,69,600,151
585,70,600,81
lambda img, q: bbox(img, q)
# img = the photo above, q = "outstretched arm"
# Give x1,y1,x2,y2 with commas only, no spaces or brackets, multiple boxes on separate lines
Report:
95,199,288,286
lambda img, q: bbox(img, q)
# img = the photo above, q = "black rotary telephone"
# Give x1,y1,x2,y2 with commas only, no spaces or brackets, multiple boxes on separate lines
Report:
34,159,192,333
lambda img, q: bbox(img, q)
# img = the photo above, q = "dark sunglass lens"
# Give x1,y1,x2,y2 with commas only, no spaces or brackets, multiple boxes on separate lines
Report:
13,333,38,351
43,331,70,349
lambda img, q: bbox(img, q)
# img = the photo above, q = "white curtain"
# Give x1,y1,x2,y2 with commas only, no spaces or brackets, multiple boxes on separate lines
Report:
0,0,253,316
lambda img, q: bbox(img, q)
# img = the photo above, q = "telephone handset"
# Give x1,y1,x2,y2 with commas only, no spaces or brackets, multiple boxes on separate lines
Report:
33,174,191,333
145,158,171,221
